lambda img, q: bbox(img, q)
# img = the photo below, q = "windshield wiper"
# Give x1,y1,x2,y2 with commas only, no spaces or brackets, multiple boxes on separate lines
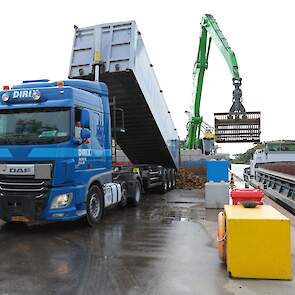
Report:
0,134,27,144
0,134,68,145
0,138,11,144
38,137,67,144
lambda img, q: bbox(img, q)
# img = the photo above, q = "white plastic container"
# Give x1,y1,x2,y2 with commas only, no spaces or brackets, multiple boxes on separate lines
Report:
205,181,229,209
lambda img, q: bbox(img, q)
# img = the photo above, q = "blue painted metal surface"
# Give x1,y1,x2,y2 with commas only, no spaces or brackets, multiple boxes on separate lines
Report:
0,80,112,221
207,160,229,182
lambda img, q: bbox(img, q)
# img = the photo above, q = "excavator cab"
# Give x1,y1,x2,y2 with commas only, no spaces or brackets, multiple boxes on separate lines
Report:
214,78,261,143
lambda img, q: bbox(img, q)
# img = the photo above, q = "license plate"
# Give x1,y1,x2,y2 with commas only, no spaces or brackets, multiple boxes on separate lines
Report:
12,216,30,222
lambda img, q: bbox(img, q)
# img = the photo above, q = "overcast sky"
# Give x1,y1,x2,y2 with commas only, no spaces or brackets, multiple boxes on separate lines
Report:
0,0,294,155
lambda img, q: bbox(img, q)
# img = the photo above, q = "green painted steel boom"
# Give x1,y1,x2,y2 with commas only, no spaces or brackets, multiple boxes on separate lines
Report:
185,14,243,149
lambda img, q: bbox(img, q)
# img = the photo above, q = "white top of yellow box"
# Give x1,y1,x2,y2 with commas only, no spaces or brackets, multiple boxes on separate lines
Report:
224,205,289,221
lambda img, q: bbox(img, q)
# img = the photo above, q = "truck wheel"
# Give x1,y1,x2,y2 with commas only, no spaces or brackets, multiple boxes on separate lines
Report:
118,182,128,208
85,185,104,226
159,169,168,194
167,169,173,190
129,180,142,207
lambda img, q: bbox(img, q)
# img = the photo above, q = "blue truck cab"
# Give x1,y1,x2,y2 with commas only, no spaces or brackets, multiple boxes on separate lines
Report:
0,79,134,225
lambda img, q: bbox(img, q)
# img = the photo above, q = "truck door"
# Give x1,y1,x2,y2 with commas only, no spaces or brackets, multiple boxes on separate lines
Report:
75,107,91,170
91,112,106,168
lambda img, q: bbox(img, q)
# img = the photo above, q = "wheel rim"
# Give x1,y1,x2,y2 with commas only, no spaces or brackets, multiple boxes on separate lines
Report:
122,186,127,202
89,194,100,218
135,184,140,202
164,177,167,190
173,172,176,186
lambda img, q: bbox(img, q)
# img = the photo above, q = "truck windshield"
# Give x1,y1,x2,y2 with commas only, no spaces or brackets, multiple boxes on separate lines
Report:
0,108,70,145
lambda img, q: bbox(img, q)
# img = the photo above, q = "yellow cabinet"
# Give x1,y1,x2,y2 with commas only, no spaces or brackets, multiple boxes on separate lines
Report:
224,205,292,279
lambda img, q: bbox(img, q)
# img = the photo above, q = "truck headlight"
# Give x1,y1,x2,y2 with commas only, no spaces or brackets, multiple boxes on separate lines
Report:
1,92,9,102
50,193,73,209
32,90,41,101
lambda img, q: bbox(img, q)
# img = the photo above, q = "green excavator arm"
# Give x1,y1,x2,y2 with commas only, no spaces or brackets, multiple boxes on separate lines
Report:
185,14,261,149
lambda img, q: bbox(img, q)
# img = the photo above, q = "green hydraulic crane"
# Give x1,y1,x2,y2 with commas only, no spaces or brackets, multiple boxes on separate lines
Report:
185,14,261,149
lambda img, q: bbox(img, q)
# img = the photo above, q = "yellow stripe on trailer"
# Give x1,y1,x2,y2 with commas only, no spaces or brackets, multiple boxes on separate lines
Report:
132,167,140,174
94,51,101,63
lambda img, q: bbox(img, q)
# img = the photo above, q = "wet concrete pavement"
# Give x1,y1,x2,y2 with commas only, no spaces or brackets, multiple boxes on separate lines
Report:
0,189,294,295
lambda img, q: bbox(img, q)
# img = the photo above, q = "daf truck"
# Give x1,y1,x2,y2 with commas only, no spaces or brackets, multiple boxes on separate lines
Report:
0,21,179,225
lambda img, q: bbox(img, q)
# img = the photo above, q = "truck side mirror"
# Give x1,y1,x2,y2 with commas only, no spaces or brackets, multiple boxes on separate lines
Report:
81,128,91,140
81,109,90,129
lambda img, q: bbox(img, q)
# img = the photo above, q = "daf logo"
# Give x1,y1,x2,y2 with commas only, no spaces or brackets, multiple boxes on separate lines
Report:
9,168,32,174
0,164,35,176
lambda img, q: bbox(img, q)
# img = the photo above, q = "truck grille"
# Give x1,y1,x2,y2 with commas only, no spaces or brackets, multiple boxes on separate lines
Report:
0,177,50,199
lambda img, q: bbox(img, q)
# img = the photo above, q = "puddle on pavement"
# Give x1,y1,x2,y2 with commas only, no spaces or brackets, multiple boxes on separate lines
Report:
150,204,206,224
149,190,207,224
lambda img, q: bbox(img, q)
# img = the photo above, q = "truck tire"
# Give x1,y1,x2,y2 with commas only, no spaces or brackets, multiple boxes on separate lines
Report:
168,169,173,190
129,180,142,207
167,169,173,190
159,169,168,194
85,185,104,226
118,182,128,208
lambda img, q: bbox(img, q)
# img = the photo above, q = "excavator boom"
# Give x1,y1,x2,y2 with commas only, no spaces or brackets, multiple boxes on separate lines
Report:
185,14,261,148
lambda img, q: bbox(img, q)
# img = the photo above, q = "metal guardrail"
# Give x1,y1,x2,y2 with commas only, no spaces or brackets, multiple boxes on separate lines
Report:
255,168,295,211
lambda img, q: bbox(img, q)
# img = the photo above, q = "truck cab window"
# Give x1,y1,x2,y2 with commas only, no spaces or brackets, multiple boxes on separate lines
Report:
75,108,81,125
75,108,82,138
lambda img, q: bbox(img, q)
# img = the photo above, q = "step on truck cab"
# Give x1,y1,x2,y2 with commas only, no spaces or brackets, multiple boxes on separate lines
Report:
0,79,143,225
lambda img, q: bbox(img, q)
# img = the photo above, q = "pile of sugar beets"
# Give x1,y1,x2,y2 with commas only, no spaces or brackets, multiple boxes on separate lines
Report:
176,167,206,190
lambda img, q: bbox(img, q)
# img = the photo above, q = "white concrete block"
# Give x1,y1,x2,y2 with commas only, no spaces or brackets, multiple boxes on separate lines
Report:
205,181,229,209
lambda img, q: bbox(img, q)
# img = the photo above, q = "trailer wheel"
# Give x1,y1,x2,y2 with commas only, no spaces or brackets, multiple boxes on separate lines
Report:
159,169,168,194
85,185,104,226
171,169,176,189
118,182,128,208
129,180,142,207
167,169,172,190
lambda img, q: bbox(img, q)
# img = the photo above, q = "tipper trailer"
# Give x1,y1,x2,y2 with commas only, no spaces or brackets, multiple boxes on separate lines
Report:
0,20,179,225
69,21,179,168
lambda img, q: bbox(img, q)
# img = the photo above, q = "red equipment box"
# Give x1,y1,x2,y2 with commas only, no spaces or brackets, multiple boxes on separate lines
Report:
230,188,264,205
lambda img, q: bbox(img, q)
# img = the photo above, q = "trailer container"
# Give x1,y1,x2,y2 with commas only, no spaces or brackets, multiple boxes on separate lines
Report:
69,20,179,168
